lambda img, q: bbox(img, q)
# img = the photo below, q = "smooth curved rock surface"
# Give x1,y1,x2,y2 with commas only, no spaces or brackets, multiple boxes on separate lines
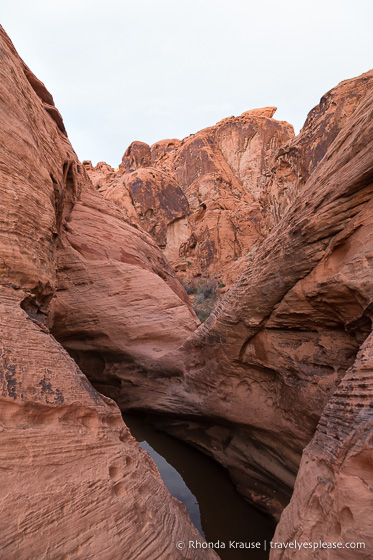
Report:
51,187,199,398
121,140,151,172
0,25,216,560
0,288,211,560
4,15,372,555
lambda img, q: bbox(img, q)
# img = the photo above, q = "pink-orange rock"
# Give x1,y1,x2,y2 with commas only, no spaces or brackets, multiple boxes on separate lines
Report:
83,160,116,190
84,161,191,254
8,11,372,553
111,74,373,527
240,106,277,118
93,110,294,286
0,25,216,559
271,330,373,559
263,71,373,229
151,138,181,170
97,172,140,223
163,110,293,283
123,167,190,247
121,140,151,172
51,187,199,396
0,287,211,560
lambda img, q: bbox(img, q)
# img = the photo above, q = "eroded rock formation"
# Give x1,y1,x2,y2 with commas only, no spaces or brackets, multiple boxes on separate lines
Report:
88,75,373,296
262,71,373,229
51,187,198,398
80,72,373,533
0,25,216,559
271,332,373,558
87,107,294,286
2,18,373,559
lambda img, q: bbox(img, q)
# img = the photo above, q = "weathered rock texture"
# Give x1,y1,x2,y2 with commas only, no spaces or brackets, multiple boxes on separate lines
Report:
89,77,373,292
4,17,373,556
90,72,373,533
271,333,373,559
87,108,294,285
83,159,116,190
0,25,215,559
262,71,373,230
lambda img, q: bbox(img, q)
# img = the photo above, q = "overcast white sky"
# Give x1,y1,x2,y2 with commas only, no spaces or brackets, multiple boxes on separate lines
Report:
2,0,373,167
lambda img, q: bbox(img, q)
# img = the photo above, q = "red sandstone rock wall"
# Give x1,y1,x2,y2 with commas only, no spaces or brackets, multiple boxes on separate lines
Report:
3,17,372,556
262,71,373,230
87,107,294,286
0,25,216,559
51,187,199,398
50,46,373,548
270,331,373,559
88,77,372,295
109,72,373,534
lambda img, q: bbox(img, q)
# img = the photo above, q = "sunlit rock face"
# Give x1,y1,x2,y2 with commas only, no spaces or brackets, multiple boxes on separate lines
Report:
0,25,217,560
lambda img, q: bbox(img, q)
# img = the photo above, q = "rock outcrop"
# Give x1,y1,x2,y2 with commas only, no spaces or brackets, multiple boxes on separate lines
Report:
87,108,294,286
88,76,373,293
262,71,373,229
51,187,198,398
3,18,373,557
0,25,216,559
123,167,189,248
83,160,116,190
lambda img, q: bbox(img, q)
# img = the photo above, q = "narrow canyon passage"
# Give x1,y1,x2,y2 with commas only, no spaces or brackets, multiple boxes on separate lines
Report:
123,413,275,560
2,19,372,559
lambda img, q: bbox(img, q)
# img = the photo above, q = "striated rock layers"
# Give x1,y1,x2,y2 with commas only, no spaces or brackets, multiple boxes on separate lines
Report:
86,107,295,285
51,186,199,398
271,333,373,559
0,26,216,559
78,71,373,537
262,71,373,230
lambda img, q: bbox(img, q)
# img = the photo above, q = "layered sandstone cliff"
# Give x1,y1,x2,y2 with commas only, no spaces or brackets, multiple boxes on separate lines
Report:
262,71,373,229
88,75,373,296
0,26,216,560
51,186,199,399
271,331,373,559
